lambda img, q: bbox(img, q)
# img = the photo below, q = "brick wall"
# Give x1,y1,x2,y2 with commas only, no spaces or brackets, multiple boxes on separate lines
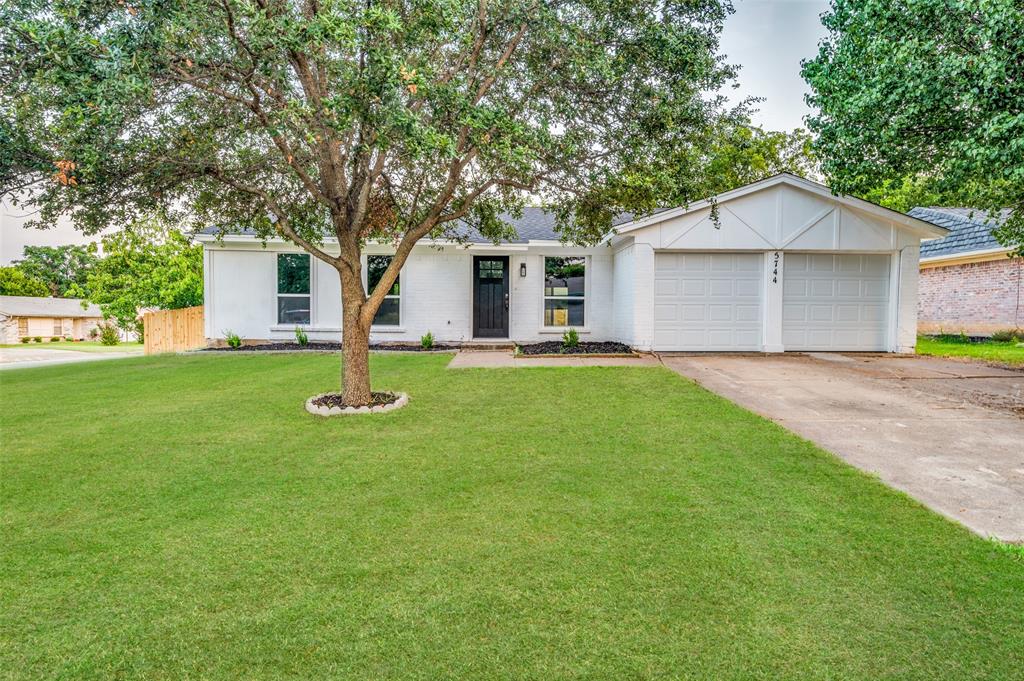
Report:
918,257,1022,335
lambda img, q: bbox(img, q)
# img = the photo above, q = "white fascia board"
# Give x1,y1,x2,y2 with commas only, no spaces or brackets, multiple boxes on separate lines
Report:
610,173,950,239
920,246,1013,264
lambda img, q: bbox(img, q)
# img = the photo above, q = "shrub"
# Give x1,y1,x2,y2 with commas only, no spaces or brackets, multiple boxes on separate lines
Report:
49,336,61,342
561,327,580,351
990,328,1024,343
294,326,309,346
224,330,242,349
64,336,73,342
19,336,30,344
33,336,42,343
421,331,434,350
87,327,100,340
99,324,121,346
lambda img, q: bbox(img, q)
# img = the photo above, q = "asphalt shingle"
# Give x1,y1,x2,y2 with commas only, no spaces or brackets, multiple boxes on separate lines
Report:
909,207,1011,259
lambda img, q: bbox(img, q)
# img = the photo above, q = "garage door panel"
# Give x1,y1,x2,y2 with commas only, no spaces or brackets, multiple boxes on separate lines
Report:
782,254,890,351
653,252,764,351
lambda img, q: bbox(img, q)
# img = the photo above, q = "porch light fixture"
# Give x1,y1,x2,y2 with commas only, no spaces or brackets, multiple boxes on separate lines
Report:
520,262,527,277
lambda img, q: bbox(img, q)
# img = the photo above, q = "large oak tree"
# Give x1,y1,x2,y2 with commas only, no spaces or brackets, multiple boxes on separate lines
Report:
802,0,1023,253
1,0,741,404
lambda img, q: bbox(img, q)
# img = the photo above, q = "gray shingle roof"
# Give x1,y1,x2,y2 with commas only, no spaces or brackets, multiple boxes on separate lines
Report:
199,206,679,244
909,207,1012,259
0,296,102,318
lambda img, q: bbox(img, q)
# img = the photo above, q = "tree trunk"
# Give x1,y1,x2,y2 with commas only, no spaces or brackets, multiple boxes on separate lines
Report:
338,265,372,406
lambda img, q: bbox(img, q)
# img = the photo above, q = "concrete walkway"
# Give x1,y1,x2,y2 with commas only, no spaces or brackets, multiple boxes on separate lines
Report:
662,353,1024,542
448,350,659,368
0,347,142,370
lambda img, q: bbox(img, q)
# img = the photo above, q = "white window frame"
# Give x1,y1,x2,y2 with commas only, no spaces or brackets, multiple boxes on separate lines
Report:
363,254,402,329
541,255,588,329
276,252,312,327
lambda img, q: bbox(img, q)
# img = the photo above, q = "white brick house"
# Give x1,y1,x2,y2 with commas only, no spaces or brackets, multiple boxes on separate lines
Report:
198,174,947,352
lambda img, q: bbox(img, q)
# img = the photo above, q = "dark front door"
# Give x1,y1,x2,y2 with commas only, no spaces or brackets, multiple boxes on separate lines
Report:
473,256,510,338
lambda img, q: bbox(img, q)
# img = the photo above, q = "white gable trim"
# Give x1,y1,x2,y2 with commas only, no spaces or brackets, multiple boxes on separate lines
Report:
612,173,948,239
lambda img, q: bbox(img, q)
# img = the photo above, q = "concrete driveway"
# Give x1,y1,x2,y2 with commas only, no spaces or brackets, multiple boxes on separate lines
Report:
662,353,1024,542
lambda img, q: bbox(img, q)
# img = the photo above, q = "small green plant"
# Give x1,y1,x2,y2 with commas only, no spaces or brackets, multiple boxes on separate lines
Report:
99,325,120,346
421,331,434,350
294,326,309,346
19,336,30,344
87,327,100,340
561,327,580,351
50,336,61,342
64,336,73,342
33,336,42,343
224,330,242,349
990,328,1024,343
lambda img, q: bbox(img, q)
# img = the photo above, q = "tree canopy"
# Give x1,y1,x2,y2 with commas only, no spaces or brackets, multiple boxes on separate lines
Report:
68,224,203,337
0,266,51,297
11,244,99,297
802,0,1023,252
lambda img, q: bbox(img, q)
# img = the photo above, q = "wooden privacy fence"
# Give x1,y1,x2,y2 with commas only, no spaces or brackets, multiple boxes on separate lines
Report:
144,306,205,355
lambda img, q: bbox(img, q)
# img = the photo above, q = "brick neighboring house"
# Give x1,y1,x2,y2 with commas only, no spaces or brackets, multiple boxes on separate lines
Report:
908,207,1021,336
0,295,104,343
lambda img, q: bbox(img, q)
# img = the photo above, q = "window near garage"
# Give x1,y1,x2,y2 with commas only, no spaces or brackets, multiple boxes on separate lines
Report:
367,255,400,326
277,253,311,325
543,256,585,327
18,318,28,336
53,319,63,336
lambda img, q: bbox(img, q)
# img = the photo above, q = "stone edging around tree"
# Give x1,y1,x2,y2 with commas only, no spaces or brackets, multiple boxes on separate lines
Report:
305,392,409,417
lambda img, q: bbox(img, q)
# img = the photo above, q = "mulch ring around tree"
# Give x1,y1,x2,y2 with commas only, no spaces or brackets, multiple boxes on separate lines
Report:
516,341,634,356
306,391,410,416
205,342,458,352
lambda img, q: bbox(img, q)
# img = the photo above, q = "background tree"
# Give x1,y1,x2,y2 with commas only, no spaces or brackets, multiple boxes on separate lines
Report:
12,244,99,297
69,224,203,339
1,0,743,405
802,0,1023,253
0,266,50,297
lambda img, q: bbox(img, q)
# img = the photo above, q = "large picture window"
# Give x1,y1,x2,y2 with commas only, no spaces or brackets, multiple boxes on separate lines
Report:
543,256,585,327
277,253,311,325
367,255,400,326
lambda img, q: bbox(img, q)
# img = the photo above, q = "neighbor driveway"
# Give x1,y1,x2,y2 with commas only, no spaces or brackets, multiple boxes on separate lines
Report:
663,353,1024,542
0,347,142,369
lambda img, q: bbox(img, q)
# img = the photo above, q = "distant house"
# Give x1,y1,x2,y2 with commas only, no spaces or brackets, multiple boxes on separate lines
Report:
0,296,104,343
908,208,1021,336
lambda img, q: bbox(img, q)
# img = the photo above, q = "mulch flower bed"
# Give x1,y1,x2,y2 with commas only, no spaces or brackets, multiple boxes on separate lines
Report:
310,391,400,409
517,341,634,356
206,342,457,352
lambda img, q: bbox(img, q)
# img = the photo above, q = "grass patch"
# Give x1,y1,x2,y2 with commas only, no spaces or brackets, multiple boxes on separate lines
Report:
0,341,144,353
2,353,1022,679
916,335,1024,366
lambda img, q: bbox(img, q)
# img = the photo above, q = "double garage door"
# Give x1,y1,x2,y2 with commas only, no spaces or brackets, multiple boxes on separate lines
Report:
653,252,890,351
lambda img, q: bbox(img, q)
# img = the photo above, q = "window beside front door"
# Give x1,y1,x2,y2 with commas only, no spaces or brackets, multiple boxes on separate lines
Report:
543,256,585,327
18,318,28,336
277,253,311,325
366,255,400,326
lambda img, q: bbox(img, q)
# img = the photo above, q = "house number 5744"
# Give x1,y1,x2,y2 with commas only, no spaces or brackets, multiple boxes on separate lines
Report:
772,252,780,283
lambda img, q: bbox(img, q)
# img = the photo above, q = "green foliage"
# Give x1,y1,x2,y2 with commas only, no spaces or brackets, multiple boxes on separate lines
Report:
0,266,50,297
11,244,99,297
0,0,743,248
49,336,60,342
562,327,580,350
99,324,120,346
70,221,203,338
990,329,1024,343
420,331,434,350
19,337,29,344
32,336,42,343
224,331,242,349
294,326,309,346
803,0,1024,252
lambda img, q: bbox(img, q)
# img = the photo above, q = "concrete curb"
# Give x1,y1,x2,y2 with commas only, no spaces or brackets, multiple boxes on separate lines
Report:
305,392,409,417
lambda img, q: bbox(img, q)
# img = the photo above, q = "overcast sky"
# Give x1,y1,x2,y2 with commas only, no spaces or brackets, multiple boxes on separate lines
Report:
1,0,832,265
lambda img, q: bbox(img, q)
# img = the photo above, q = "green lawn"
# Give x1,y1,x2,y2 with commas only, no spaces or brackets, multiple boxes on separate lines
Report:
1,354,1021,680
0,341,144,353
916,335,1024,366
